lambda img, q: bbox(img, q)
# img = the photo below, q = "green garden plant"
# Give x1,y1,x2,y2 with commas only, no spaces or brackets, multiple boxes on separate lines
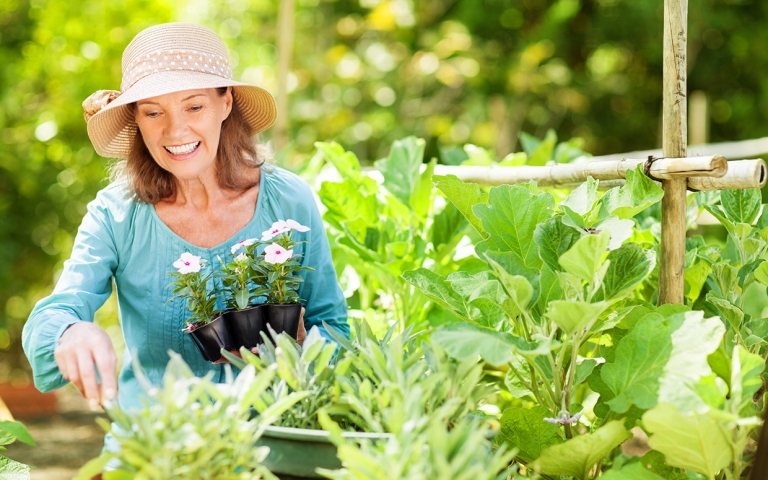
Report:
405,172,766,479
76,352,306,480
0,418,34,477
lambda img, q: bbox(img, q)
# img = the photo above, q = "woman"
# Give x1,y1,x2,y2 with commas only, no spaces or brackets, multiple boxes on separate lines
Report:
22,23,349,411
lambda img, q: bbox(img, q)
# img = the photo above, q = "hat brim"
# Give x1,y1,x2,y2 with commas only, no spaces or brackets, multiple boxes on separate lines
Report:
86,70,276,159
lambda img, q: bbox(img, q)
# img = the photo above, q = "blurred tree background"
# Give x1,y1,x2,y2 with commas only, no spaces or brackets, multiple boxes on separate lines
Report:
2,0,767,379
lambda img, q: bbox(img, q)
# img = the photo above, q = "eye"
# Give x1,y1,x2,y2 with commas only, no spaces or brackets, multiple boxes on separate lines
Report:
188,104,204,112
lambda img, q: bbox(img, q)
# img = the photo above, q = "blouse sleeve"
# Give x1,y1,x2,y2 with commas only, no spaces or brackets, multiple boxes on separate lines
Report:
22,192,118,392
294,186,350,342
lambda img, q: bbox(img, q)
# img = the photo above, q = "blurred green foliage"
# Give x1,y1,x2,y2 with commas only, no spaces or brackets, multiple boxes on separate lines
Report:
2,0,768,377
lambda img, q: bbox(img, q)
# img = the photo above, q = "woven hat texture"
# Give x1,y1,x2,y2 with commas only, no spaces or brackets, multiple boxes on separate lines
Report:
85,23,276,159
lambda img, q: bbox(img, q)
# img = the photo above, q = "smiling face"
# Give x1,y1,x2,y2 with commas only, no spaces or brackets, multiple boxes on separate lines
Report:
135,88,233,182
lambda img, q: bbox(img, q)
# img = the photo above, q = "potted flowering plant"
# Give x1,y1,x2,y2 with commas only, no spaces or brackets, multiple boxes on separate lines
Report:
220,238,268,349
170,252,230,361
257,219,313,339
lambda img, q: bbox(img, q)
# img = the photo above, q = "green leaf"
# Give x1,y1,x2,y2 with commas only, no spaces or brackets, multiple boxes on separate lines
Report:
521,129,557,166
474,185,553,269
643,404,732,479
483,256,534,315
705,294,744,332
402,268,468,319
558,230,610,282
314,141,362,179
597,243,655,301
545,300,611,335
730,345,765,414
720,188,762,224
0,456,31,475
0,421,34,446
534,217,582,272
598,166,664,220
601,311,725,414
601,312,673,413
374,136,425,207
532,420,630,479
431,202,467,251
433,174,489,235
560,177,600,228
431,322,548,366
499,406,562,463
752,260,768,285
411,158,436,219
601,462,666,480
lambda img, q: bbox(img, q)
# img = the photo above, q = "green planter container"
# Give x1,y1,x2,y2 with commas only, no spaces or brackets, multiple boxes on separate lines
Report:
257,425,391,478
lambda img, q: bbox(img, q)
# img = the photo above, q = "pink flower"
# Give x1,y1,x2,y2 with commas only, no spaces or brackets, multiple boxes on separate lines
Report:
261,221,291,241
261,219,311,241
264,243,293,264
173,252,202,274
286,219,310,233
230,238,257,254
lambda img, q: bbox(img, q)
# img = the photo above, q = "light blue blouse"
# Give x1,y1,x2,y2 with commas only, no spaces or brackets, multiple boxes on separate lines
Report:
22,165,349,412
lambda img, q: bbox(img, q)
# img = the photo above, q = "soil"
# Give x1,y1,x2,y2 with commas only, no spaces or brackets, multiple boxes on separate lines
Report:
4,386,106,480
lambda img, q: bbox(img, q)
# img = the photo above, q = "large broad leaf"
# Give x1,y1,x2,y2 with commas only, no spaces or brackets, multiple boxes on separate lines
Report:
534,217,582,272
598,167,664,220
730,345,765,414
0,420,34,446
499,406,563,463
597,243,655,301
402,268,468,319
319,179,378,231
484,255,534,315
643,404,731,479
447,271,506,304
558,230,610,282
561,177,601,228
430,202,467,251
600,462,666,480
431,322,549,366
532,420,630,480
314,141,362,179
374,136,425,208
598,216,635,250
474,185,553,269
720,188,762,224
600,312,673,414
411,159,436,220
433,174,489,235
545,300,611,335
520,129,557,166
601,310,725,415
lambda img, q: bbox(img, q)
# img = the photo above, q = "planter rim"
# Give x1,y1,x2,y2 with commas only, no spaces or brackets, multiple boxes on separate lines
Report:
263,425,392,442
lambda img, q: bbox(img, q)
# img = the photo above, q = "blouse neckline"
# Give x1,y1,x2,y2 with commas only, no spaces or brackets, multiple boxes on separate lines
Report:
146,168,267,253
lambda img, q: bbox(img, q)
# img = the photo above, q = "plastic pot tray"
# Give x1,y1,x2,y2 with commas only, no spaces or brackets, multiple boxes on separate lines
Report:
257,425,391,478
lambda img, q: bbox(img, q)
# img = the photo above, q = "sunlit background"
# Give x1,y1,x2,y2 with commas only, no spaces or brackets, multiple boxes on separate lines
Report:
2,0,768,380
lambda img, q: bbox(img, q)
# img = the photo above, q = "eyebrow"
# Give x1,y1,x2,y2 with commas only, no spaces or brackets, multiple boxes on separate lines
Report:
137,94,206,106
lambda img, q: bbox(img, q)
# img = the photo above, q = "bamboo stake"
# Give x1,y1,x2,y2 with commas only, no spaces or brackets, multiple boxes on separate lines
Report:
431,155,726,186
688,159,767,191
659,0,688,305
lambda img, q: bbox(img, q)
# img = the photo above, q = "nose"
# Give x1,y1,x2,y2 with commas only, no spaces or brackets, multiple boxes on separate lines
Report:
165,110,188,139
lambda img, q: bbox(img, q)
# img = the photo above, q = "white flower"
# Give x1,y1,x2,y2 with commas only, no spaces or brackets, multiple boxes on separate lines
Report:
261,219,310,241
230,238,257,254
261,220,291,241
173,252,202,274
286,219,310,232
234,252,248,264
264,243,293,264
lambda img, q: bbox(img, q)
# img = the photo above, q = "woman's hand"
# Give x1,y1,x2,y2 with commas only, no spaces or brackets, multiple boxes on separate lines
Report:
54,322,117,404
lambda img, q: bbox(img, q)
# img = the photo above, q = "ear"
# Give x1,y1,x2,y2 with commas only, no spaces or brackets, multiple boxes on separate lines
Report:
222,87,233,120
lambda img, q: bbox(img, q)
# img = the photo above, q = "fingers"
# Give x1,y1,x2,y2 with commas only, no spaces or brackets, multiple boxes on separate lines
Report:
297,307,307,346
54,322,118,403
93,349,117,402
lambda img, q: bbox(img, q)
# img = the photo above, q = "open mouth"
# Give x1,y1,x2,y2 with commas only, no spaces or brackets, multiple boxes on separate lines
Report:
164,141,200,155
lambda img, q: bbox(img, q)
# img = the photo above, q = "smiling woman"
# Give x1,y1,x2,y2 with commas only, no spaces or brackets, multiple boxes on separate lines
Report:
21,22,350,475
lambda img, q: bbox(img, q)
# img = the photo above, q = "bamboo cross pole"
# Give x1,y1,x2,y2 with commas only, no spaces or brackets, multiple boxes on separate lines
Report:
659,0,688,304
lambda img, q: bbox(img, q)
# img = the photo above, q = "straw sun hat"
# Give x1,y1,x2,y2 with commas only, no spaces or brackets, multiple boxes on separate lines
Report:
83,22,277,159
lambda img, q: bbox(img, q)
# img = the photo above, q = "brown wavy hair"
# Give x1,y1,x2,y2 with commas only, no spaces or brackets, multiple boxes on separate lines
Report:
111,87,267,203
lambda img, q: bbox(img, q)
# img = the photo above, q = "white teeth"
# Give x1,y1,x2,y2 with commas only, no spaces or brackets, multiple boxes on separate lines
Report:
165,142,199,155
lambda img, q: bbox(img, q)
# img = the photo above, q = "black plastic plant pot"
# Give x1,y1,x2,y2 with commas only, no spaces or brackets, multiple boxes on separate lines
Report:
224,305,266,349
188,314,232,362
265,303,302,340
